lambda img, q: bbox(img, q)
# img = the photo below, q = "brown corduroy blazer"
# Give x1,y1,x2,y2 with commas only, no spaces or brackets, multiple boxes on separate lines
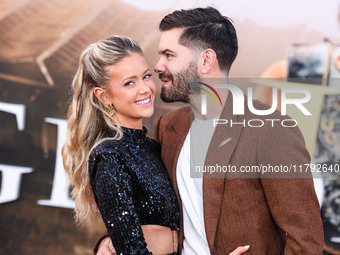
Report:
153,97,324,255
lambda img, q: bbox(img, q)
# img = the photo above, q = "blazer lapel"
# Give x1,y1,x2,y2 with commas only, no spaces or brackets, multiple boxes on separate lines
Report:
203,95,244,250
160,108,191,251
161,107,191,206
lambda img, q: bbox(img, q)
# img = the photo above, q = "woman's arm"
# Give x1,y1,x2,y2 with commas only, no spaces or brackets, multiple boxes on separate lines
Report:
90,148,151,255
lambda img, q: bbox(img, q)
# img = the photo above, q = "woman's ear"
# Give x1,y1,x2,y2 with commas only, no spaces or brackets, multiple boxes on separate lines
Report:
93,87,109,105
198,49,217,74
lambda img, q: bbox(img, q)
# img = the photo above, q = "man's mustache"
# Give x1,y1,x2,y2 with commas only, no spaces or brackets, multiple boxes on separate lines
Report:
158,72,173,80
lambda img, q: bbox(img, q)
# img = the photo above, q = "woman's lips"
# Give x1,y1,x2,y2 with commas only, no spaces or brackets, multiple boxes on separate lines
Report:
135,96,152,106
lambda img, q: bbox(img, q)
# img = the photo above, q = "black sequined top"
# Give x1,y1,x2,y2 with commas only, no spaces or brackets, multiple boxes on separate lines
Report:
89,126,180,255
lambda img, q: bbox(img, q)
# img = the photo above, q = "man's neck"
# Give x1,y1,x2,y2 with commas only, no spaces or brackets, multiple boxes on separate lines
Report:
190,74,229,120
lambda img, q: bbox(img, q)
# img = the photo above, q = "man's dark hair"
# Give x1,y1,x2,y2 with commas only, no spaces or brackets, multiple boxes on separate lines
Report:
159,7,238,73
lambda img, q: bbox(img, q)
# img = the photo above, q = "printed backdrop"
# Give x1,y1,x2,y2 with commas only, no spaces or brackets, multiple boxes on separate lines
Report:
1,0,340,254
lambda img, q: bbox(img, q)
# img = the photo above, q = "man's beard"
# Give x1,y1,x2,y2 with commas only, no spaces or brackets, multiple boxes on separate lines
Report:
160,61,199,103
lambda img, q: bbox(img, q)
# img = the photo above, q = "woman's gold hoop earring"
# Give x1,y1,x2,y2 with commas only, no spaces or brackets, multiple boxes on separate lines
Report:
103,104,115,116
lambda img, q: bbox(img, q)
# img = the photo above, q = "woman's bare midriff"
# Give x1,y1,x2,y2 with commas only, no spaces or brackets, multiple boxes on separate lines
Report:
141,225,178,255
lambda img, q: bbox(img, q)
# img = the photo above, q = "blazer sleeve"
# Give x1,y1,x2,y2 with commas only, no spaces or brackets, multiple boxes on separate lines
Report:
89,149,151,255
258,121,324,254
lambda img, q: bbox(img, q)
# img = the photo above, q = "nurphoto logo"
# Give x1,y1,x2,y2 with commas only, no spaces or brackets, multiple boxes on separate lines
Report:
200,83,311,117
193,80,312,128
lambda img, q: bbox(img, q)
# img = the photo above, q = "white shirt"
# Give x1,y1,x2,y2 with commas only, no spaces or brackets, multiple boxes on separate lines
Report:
176,118,217,255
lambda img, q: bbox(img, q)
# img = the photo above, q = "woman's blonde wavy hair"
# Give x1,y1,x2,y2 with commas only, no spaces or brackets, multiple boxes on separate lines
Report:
62,35,142,224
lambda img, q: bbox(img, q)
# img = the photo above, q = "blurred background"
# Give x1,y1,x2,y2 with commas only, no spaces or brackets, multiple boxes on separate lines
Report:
0,0,340,254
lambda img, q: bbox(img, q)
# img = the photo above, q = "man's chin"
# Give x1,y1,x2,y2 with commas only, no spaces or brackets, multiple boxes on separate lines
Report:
160,88,174,103
160,92,189,104
160,93,175,103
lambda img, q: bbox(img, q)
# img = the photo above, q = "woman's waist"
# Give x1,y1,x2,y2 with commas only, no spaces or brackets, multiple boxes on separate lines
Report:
141,225,178,254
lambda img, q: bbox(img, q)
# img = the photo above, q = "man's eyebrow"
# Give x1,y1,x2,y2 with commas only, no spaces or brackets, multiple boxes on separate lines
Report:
158,49,176,55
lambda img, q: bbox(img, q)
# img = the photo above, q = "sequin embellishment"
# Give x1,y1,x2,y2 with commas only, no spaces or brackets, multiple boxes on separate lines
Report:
89,126,180,254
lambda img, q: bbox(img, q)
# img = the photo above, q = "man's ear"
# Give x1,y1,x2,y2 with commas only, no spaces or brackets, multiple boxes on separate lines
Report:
93,87,109,105
198,49,217,74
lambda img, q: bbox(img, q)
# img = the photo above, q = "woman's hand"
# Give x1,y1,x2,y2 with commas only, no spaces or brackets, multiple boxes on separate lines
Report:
229,245,250,255
96,236,116,255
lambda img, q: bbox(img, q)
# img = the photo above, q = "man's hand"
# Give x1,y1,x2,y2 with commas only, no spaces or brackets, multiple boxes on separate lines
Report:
95,236,249,255
96,236,116,255
229,245,250,255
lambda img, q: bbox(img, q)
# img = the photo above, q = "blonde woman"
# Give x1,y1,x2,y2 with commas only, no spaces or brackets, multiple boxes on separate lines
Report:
62,35,180,254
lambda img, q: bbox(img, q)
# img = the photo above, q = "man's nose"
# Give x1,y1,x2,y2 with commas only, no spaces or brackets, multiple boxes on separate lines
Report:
154,59,165,73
